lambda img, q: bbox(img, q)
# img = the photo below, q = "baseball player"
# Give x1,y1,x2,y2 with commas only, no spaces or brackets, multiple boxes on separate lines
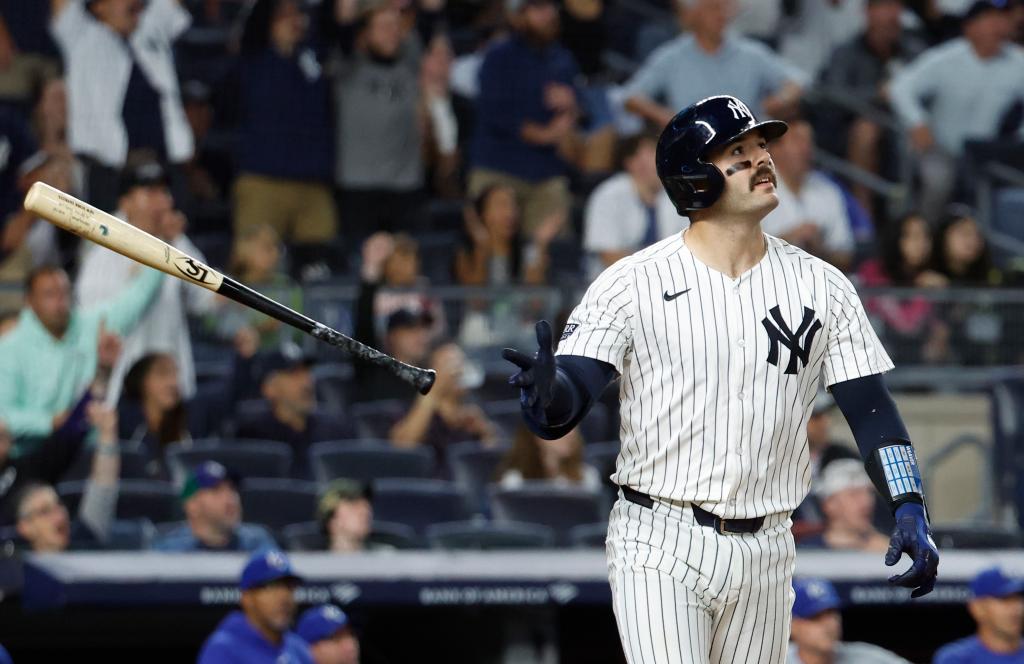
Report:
503,95,939,664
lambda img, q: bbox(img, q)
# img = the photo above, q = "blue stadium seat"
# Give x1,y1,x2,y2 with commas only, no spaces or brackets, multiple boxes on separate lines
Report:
994,187,1024,244
490,483,606,545
106,518,157,550
166,440,293,485
447,441,509,514
62,444,157,482
371,479,471,537
239,479,318,532
281,521,325,552
367,520,420,549
57,479,180,523
426,520,556,550
351,400,408,438
568,522,609,548
485,400,609,443
583,441,619,478
308,441,433,484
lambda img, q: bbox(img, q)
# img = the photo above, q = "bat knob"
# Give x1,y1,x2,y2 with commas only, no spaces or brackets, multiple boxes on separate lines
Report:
417,369,437,395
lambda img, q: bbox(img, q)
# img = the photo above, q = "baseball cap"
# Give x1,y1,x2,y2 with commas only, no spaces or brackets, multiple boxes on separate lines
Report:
963,0,1013,21
385,307,434,333
118,160,169,197
258,342,315,383
792,578,842,619
814,458,873,500
296,605,351,643
180,460,240,501
240,548,303,591
970,567,1024,599
317,479,372,525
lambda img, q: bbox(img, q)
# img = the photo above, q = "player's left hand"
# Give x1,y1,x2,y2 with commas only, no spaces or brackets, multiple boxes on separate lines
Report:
885,502,939,598
502,320,555,410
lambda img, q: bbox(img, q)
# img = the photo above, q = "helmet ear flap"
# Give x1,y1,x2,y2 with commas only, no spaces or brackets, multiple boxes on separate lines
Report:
661,166,725,212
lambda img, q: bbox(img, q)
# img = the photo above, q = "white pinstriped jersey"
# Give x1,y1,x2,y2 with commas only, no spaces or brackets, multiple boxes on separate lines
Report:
557,232,893,519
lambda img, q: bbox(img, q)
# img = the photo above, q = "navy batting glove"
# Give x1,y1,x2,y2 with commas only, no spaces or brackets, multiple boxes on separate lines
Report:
885,502,939,598
502,320,556,411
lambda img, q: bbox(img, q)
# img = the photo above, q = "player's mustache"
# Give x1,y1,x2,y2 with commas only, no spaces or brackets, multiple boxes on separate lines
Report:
750,166,777,191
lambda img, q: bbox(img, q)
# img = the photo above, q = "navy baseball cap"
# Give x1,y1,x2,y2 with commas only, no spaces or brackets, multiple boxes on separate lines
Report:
118,160,169,197
296,605,351,643
258,342,315,383
240,548,303,591
963,0,1013,21
180,460,240,501
792,578,842,619
970,567,1024,599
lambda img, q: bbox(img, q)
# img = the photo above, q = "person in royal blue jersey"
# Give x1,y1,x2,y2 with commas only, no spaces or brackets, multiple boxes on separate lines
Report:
197,548,313,664
934,567,1024,663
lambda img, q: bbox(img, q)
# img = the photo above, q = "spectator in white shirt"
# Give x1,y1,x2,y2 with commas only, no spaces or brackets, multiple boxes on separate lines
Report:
49,0,194,212
582,132,682,278
889,0,1024,220
762,119,855,271
75,160,217,404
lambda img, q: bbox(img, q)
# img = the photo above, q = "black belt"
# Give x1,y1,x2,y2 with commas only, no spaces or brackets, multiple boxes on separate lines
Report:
620,486,767,535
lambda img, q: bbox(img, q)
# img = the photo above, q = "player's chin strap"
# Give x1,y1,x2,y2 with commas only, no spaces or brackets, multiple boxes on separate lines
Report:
830,374,929,517
864,440,928,516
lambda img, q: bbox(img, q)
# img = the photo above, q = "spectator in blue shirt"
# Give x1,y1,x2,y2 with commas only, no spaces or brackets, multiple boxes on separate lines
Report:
197,548,313,664
151,461,276,552
296,604,360,664
468,0,577,235
234,0,338,277
934,567,1024,663
623,0,804,128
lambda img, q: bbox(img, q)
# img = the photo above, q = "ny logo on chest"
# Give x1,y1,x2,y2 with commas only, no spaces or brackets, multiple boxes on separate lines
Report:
761,306,822,375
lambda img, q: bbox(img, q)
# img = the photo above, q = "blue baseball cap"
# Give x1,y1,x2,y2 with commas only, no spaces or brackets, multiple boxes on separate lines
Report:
181,460,240,501
792,578,842,619
971,567,1024,599
296,605,351,643
240,548,303,591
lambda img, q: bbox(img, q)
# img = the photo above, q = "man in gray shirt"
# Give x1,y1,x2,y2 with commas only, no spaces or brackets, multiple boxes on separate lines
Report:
788,577,911,664
623,0,805,127
889,0,1024,220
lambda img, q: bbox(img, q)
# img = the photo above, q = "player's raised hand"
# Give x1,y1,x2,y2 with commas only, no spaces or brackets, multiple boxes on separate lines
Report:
885,502,939,598
502,320,556,409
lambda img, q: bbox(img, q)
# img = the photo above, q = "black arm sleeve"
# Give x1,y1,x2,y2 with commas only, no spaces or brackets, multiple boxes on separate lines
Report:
830,373,925,511
18,390,94,484
524,355,617,440
829,374,910,458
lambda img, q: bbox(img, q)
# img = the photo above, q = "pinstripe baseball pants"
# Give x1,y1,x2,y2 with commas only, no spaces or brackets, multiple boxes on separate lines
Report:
606,493,797,664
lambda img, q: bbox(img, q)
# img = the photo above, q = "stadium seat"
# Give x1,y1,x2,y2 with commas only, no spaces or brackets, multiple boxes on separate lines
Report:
446,441,509,513
932,524,1023,549
166,440,293,484
490,483,606,545
426,520,556,550
370,479,471,537
282,519,420,551
308,441,434,484
485,399,609,443
367,520,420,549
239,479,318,532
62,444,158,482
313,362,353,411
584,441,619,478
993,187,1024,245
57,479,180,522
351,400,408,438
106,518,157,550
281,521,326,552
568,522,609,548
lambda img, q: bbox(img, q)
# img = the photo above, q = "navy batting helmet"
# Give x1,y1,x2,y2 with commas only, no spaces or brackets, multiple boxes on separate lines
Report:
656,95,788,214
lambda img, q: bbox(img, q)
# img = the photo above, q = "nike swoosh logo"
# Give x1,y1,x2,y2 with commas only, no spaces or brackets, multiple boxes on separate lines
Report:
663,288,691,302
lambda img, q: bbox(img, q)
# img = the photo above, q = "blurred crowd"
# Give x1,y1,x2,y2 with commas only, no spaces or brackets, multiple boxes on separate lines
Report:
0,0,1021,557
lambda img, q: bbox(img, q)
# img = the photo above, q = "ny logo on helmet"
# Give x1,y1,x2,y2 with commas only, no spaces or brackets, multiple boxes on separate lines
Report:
726,98,753,121
762,306,822,375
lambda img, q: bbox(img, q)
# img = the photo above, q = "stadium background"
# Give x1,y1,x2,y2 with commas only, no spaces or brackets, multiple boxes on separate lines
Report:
0,0,1022,661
